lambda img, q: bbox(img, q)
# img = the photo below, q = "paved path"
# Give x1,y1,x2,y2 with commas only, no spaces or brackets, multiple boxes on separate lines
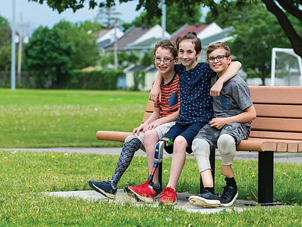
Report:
1,147,302,164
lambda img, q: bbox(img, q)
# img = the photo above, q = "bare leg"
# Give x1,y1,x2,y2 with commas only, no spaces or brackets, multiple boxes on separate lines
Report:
166,136,187,190
222,165,234,178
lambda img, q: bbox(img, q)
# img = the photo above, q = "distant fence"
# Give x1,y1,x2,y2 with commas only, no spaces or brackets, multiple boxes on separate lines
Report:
0,71,34,88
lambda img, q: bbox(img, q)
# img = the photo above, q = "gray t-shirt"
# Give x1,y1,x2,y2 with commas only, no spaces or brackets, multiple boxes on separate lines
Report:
211,74,253,123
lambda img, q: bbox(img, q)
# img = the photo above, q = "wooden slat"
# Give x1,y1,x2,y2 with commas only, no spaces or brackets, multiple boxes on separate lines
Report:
250,86,302,104
142,112,152,123
254,104,302,118
250,131,302,140
248,138,302,152
96,131,132,142
145,101,154,112
237,139,276,151
251,117,302,133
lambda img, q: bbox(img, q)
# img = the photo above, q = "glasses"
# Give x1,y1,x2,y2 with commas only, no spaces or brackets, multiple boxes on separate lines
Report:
207,55,229,63
154,57,174,64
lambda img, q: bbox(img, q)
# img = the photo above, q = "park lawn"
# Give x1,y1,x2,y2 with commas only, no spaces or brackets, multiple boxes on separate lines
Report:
0,89,149,148
0,150,302,226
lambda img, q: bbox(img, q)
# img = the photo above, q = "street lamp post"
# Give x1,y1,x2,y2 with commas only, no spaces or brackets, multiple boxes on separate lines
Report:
11,0,16,90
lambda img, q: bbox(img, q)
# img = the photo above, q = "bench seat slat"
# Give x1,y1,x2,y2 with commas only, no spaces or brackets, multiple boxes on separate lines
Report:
254,104,302,118
96,131,131,142
237,139,276,152
248,138,302,152
251,117,302,132
250,130,302,140
250,86,302,104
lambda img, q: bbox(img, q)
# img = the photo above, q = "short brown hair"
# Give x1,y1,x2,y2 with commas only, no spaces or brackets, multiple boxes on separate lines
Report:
154,40,178,58
206,42,231,58
175,31,202,54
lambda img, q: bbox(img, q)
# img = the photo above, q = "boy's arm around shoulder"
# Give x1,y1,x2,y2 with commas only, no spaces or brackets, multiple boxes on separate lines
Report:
210,61,242,97
149,72,162,102
210,105,256,130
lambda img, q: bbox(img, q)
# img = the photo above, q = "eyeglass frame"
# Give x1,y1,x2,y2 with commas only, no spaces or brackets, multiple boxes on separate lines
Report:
154,57,175,64
207,55,229,63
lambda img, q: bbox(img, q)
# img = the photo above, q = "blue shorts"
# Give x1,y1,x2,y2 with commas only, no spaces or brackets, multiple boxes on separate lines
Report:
163,122,206,154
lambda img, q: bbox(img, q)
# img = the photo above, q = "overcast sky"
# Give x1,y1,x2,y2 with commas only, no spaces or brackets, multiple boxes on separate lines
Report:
1,0,209,37
0,0,145,36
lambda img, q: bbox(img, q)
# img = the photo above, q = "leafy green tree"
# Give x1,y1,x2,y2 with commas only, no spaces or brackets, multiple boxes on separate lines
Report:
29,0,302,58
53,20,101,69
0,15,12,71
122,3,202,34
103,51,139,69
24,26,74,88
140,50,154,66
227,4,292,85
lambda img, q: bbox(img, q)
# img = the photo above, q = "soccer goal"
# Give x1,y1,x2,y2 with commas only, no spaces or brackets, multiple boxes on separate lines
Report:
271,48,302,86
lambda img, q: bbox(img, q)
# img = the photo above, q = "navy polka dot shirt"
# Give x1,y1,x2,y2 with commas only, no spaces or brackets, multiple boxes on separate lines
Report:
175,62,216,125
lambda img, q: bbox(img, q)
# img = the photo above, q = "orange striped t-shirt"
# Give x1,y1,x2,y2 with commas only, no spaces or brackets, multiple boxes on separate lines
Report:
154,73,180,118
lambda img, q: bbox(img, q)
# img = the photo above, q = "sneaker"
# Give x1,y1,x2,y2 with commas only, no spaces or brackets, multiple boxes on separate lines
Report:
124,181,162,203
158,187,177,205
88,180,117,199
189,189,221,208
220,186,238,207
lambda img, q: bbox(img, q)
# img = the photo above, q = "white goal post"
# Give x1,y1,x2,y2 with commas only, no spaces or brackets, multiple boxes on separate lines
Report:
271,48,302,86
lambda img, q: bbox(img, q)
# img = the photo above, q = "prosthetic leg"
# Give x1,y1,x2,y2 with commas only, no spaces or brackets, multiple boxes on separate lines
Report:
147,137,173,185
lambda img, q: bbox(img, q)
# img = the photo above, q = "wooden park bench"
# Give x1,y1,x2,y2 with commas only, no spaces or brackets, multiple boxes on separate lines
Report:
96,86,302,205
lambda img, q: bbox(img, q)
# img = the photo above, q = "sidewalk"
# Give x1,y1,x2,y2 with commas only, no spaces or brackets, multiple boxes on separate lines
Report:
1,147,302,163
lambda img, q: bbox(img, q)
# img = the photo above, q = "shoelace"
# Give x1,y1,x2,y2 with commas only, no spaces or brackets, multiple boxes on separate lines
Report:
221,186,234,199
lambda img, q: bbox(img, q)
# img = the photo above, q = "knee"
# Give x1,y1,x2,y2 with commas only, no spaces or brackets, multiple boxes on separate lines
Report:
174,136,187,150
144,130,158,146
192,139,210,155
217,134,236,155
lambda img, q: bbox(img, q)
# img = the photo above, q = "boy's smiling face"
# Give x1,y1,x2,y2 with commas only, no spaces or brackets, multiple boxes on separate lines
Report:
154,47,177,75
207,48,232,77
178,40,201,70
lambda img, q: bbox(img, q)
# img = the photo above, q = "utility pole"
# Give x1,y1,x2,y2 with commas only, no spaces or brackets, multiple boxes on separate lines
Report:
17,13,23,85
11,0,16,90
114,19,118,70
161,0,166,40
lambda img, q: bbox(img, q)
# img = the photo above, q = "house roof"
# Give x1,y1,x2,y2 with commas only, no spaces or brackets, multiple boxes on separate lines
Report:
125,37,162,50
106,26,153,51
98,29,111,39
170,24,209,44
201,27,235,48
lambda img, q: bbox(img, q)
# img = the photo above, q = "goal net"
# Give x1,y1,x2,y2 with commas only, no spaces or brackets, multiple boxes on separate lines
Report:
271,48,302,86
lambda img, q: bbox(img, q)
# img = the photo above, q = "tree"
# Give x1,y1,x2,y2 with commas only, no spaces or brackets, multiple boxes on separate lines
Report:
24,26,74,88
96,6,121,28
0,15,12,71
53,20,101,69
122,3,202,34
226,4,293,85
28,0,302,58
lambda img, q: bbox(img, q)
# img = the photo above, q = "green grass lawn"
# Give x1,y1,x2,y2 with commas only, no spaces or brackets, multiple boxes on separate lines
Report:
0,89,149,148
1,89,302,225
1,150,301,226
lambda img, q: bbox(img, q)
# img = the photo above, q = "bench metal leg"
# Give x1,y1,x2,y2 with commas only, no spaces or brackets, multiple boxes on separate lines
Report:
258,151,274,204
200,148,216,193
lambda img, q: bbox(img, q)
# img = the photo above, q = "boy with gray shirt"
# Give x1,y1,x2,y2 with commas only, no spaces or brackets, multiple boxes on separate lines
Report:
189,42,256,208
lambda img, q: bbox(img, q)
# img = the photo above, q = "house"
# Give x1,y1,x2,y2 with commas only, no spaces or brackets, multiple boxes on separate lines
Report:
96,28,124,50
106,25,170,58
170,22,222,44
123,64,157,91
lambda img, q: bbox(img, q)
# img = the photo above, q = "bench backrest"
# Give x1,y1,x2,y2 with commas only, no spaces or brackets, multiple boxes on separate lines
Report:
142,86,302,141
250,86,302,140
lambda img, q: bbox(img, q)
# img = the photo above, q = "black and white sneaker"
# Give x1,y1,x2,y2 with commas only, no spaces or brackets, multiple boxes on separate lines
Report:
220,186,238,207
189,189,221,208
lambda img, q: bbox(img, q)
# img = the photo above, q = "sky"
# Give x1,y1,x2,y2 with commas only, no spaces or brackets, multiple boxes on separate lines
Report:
0,0,209,37
0,0,144,36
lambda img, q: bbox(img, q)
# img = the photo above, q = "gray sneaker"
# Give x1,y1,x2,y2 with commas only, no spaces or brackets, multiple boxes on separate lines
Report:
189,189,221,208
89,180,117,199
220,186,238,207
